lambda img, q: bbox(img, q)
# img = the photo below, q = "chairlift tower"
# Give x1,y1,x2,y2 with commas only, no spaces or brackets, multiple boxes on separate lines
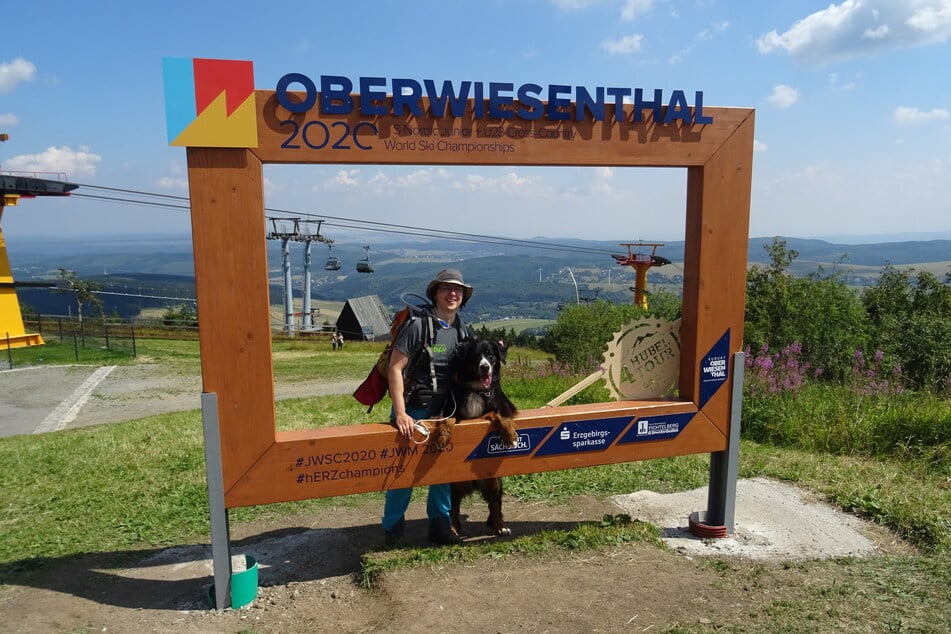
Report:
266,217,299,335
1,133,79,347
295,219,325,331
612,242,671,310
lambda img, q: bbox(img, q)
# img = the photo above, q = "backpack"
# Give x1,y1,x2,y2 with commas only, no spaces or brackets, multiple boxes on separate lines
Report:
352,293,470,413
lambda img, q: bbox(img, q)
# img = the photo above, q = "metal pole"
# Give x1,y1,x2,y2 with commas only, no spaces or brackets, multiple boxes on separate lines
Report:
302,240,312,330
281,238,294,335
130,318,137,357
705,351,744,532
201,392,232,610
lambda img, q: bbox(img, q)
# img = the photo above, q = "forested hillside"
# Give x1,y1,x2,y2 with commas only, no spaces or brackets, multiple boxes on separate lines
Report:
8,234,950,321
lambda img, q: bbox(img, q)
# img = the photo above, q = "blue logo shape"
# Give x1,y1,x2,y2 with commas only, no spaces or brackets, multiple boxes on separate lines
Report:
699,330,730,408
465,427,552,461
533,416,632,458
617,411,695,444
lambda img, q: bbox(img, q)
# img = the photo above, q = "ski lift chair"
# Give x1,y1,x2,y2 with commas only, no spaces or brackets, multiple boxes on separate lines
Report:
324,243,341,271
356,245,374,273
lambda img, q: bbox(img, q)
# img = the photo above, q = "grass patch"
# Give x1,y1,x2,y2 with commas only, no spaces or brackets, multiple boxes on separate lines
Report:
4,338,137,367
2,340,949,631
359,513,660,589
744,384,951,473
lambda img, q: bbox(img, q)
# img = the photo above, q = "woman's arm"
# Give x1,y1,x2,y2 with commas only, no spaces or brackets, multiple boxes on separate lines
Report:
388,348,414,439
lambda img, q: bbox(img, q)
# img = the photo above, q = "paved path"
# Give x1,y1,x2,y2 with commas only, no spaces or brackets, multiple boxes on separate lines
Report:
0,364,359,438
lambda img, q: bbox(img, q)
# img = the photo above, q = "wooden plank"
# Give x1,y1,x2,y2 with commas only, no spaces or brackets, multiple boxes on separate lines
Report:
252,92,750,168
223,400,723,508
680,111,755,434
186,148,276,491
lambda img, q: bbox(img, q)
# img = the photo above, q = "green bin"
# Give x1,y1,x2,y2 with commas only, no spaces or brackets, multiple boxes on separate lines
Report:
207,555,259,609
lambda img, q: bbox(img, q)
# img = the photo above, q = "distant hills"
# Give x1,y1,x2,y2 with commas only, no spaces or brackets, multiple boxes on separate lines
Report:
7,234,950,322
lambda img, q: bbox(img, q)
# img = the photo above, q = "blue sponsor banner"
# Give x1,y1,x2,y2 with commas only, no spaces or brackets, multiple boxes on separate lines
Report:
699,330,730,408
617,411,695,444
465,427,552,461
532,416,632,458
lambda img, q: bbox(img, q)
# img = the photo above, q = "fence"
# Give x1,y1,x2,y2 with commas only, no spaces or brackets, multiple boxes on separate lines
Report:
3,315,138,368
5,314,340,369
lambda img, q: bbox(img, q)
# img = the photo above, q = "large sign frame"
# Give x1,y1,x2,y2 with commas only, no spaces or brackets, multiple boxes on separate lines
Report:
176,63,754,511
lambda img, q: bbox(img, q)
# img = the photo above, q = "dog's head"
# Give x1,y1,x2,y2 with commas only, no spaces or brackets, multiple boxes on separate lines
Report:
454,339,507,391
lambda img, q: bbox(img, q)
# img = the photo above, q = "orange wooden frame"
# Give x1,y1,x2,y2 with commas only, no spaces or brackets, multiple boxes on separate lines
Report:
186,94,754,509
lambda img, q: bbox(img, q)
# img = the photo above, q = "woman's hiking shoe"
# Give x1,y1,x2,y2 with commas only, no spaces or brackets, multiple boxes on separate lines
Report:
427,516,462,546
383,517,406,547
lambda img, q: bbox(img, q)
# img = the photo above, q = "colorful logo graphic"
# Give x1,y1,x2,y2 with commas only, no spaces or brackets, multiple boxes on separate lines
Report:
162,58,257,148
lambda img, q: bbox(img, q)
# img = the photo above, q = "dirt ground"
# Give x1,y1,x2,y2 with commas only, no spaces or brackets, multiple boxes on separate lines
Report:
0,488,912,634
0,364,916,633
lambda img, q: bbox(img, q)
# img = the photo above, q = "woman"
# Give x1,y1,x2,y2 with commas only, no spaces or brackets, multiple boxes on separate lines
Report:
383,268,473,546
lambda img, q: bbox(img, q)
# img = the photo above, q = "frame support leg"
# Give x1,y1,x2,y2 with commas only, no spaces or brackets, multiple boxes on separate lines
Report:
705,351,744,533
202,392,232,610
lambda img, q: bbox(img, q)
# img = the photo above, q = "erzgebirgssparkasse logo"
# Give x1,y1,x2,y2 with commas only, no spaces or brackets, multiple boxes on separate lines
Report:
162,58,257,148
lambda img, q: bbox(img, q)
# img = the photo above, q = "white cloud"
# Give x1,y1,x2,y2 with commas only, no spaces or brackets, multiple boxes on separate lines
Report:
669,20,730,63
892,106,950,125
0,57,36,93
828,72,861,90
601,34,645,55
863,23,890,39
766,84,800,109
367,168,448,190
155,176,188,190
0,113,19,126
549,0,601,10
592,166,615,194
756,0,951,66
620,0,656,21
698,20,730,41
452,171,535,193
325,169,360,188
754,139,768,153
4,145,101,178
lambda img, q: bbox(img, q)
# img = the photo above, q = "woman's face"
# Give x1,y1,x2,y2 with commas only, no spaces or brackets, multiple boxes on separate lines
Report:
434,283,465,312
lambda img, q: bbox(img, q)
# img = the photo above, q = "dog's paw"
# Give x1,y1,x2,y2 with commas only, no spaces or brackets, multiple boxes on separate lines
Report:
499,422,519,448
431,417,456,450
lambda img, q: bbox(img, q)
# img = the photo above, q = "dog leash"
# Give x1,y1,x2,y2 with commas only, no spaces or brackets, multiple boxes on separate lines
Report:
411,393,457,446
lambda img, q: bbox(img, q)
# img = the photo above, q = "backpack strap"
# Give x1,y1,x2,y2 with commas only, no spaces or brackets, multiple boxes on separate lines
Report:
403,313,437,398
423,314,437,393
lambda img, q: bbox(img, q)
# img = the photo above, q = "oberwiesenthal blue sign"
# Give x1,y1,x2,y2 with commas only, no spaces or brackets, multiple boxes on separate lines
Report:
699,330,730,408
275,74,712,125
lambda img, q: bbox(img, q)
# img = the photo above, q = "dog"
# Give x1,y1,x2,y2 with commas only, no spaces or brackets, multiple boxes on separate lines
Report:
431,338,518,537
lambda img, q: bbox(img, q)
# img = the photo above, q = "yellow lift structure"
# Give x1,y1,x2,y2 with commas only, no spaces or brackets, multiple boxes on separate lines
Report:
0,145,79,348
612,242,671,310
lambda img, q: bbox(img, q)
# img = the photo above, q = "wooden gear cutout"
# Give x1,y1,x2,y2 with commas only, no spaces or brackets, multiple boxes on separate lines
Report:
603,317,682,400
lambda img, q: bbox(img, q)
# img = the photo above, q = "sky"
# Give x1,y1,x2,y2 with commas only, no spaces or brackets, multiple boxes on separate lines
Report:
2,0,950,245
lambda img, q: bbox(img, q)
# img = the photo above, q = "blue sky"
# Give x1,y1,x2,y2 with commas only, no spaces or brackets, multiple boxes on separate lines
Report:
2,0,950,244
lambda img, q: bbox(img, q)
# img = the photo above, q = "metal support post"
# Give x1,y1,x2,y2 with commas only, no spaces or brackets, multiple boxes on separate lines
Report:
302,240,312,330
281,237,294,334
705,351,744,533
201,392,232,610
